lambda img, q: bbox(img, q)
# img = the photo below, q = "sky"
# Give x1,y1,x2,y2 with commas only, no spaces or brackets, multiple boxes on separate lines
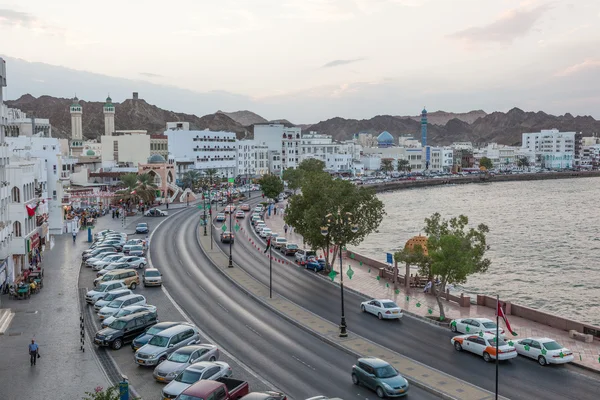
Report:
1,0,599,123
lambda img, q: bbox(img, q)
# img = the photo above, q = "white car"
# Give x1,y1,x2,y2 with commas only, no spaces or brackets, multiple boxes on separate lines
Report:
451,333,517,362
91,254,125,270
255,223,266,233
85,281,128,304
97,294,147,320
117,256,147,269
450,318,505,338
360,299,403,320
161,361,232,399
93,289,133,312
101,304,157,327
143,268,162,287
259,228,272,238
513,337,574,366
123,239,145,254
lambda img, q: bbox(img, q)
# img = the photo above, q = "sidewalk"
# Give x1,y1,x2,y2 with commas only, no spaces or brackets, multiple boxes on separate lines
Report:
264,202,600,372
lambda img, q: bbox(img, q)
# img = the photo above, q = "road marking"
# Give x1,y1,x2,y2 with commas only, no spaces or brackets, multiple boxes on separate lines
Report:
198,285,207,293
292,355,316,371
245,324,262,337
217,302,229,313
186,271,192,277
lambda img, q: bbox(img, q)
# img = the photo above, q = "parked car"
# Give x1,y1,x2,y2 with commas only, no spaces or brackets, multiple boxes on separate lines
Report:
135,223,149,234
96,262,134,277
305,258,324,272
282,243,299,255
87,253,124,268
177,378,249,400
131,322,193,352
97,294,147,319
143,268,163,287
220,231,235,244
254,223,266,233
94,311,158,350
145,208,168,217
251,215,261,226
94,269,139,289
92,288,132,310
351,357,409,398
360,299,403,320
162,361,232,399
235,210,245,219
450,318,505,338
101,305,157,327
118,256,147,269
241,392,287,400
127,245,145,257
295,249,316,264
123,239,145,254
92,239,124,251
82,247,117,260
135,324,201,366
153,344,220,383
451,333,518,362
85,281,128,304
272,237,287,249
513,337,574,365
216,213,226,222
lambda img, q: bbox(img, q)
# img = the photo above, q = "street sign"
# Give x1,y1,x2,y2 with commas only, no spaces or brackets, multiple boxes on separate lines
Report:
386,252,393,264
228,178,234,183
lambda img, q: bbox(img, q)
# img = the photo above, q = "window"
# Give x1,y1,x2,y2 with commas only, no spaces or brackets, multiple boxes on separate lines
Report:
13,221,22,237
11,186,20,202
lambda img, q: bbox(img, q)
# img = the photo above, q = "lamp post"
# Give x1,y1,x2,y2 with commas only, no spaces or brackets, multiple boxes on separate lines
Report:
202,187,207,236
227,175,233,268
321,208,358,338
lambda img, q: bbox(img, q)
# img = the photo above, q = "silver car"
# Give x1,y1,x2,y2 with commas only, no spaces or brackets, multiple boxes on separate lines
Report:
152,344,220,382
143,268,162,287
101,305,158,327
161,361,232,399
90,254,125,270
135,325,201,366
93,289,132,311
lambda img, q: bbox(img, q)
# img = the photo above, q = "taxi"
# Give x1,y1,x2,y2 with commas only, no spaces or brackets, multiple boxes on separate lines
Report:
451,333,517,362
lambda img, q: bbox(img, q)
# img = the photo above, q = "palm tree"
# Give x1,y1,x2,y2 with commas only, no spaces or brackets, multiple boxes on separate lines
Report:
204,168,218,187
397,159,410,172
115,173,157,207
182,170,201,191
381,158,394,175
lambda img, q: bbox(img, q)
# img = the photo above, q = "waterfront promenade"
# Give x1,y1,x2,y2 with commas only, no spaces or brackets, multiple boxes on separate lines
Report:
262,204,600,373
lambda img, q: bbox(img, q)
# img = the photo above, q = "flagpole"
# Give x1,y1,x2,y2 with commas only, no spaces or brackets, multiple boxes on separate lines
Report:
495,294,499,400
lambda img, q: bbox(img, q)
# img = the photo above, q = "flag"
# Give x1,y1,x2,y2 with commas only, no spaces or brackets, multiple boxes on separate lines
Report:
497,300,518,336
264,237,271,253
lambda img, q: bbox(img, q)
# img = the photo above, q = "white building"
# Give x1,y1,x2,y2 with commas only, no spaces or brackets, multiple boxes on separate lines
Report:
5,108,52,138
70,97,83,141
235,140,271,179
6,136,65,235
300,132,353,173
254,124,301,171
103,96,115,136
0,57,13,283
101,132,151,167
476,143,517,168
167,129,237,179
522,129,576,169
425,147,454,172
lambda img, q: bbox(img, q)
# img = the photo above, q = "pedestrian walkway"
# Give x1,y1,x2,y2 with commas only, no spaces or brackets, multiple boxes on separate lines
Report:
200,222,503,400
263,202,600,373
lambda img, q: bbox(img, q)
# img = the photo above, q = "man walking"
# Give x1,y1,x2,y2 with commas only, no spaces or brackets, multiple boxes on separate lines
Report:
72,230,77,243
29,339,39,366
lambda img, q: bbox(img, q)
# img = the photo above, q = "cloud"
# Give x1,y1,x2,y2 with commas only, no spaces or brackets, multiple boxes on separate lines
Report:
139,72,163,78
555,59,600,77
0,8,36,26
322,58,365,68
448,4,550,43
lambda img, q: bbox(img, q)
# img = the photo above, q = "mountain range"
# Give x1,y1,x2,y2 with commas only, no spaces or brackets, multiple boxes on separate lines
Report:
7,94,600,146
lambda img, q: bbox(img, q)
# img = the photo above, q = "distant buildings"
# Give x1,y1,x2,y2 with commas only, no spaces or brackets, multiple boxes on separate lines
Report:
521,129,576,169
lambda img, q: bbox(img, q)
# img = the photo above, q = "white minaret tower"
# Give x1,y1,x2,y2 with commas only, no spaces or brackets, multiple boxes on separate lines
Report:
103,95,115,136
70,96,83,140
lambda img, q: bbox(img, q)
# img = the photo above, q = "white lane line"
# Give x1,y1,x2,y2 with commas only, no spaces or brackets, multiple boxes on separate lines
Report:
217,302,229,313
292,355,316,371
186,271,192,277
245,324,262,337
198,285,207,293
178,259,184,265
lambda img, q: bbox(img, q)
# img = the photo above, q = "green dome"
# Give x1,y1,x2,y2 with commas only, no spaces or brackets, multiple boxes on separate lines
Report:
148,154,166,164
71,96,81,107
86,149,96,156
105,95,113,107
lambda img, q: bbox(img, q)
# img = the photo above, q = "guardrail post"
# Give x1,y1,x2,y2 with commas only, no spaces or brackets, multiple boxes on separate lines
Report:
80,313,85,352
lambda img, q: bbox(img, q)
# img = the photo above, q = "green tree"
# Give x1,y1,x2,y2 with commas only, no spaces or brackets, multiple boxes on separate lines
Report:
420,213,491,320
479,156,493,170
285,171,385,269
516,156,530,168
397,159,411,172
282,168,304,191
82,385,139,400
182,170,201,190
115,173,157,206
381,158,394,175
204,168,218,186
258,174,284,200
298,158,326,174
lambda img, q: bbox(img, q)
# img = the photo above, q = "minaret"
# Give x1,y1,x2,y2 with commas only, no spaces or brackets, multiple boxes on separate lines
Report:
70,96,83,140
103,95,115,136
420,106,427,147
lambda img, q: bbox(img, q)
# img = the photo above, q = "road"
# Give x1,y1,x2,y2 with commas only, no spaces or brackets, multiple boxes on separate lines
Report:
150,208,439,400
214,196,600,400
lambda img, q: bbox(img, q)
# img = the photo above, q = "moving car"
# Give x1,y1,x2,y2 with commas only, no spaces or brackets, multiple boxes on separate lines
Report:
220,231,235,244
513,337,574,365
145,208,168,217
282,243,299,255
450,318,505,338
94,311,158,350
101,305,157,327
351,357,409,398
131,321,192,352
216,213,226,222
360,299,403,320
161,361,232,399
153,344,220,383
143,268,163,287
97,294,147,319
135,324,201,366
451,333,518,362
240,204,251,211
224,205,236,214
235,210,245,219
85,281,128,304
135,223,149,234
177,378,249,400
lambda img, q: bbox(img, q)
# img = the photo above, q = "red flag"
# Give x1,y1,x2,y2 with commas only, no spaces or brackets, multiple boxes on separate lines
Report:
264,237,271,253
497,300,518,336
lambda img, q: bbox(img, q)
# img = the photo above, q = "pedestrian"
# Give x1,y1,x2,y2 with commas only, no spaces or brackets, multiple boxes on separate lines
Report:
284,224,288,235
166,202,169,210
72,230,76,243
28,340,39,366
274,207,277,215
289,225,294,234
423,280,432,293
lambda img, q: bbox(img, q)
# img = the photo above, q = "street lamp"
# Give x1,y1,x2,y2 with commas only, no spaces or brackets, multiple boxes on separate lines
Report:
202,187,207,236
228,177,234,268
186,192,190,207
321,208,358,338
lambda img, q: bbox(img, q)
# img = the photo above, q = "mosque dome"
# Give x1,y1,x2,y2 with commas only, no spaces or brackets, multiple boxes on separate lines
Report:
86,149,96,156
148,154,166,164
377,131,394,147
71,96,81,107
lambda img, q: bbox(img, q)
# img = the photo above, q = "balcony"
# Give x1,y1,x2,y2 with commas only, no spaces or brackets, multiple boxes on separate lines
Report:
60,171,71,180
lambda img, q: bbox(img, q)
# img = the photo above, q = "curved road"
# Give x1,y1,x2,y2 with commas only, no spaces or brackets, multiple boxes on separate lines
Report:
151,208,438,400
215,196,600,400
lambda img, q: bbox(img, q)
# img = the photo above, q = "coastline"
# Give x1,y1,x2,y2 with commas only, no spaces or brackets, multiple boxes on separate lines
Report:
366,170,600,192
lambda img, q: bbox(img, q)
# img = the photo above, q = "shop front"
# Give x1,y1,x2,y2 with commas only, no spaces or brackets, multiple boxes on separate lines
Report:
27,232,41,268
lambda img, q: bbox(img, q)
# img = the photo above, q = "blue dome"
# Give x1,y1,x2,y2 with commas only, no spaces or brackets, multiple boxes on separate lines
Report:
147,154,166,164
377,131,394,144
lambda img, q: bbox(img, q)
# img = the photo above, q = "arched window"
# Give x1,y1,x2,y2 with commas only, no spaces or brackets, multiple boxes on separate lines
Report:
11,186,20,203
13,221,22,237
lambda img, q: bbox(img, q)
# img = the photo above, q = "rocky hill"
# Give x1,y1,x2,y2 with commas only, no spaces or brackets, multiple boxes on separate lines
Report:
397,110,487,126
7,95,250,140
216,110,267,126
